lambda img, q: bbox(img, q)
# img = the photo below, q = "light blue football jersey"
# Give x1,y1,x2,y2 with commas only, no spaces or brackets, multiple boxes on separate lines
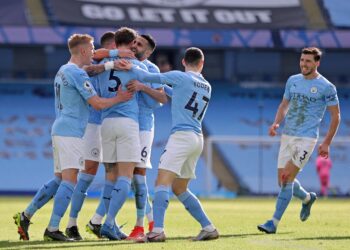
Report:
138,60,163,131
51,63,97,138
88,75,102,125
132,67,211,134
96,58,147,122
282,74,339,138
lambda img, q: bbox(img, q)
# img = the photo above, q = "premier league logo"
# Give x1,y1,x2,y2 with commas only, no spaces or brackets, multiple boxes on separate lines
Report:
84,81,94,94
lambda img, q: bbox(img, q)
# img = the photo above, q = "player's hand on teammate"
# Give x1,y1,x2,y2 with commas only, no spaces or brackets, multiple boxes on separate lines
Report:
318,143,330,159
127,80,144,93
93,48,109,61
114,59,132,71
92,48,135,61
268,123,279,136
115,85,133,102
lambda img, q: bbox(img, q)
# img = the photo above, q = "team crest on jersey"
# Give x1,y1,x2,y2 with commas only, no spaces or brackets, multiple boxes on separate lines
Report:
310,87,318,94
84,81,93,93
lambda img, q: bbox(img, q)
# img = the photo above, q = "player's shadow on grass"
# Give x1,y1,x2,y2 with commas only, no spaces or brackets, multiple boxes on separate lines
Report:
0,233,294,249
0,240,136,249
293,236,350,241
166,232,271,241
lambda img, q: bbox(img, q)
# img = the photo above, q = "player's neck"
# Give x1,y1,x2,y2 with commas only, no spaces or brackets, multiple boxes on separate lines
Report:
69,56,84,68
303,71,319,80
185,66,201,73
117,45,129,50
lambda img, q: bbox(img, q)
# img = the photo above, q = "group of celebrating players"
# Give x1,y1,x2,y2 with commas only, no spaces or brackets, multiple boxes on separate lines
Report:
13,26,341,243
13,27,219,243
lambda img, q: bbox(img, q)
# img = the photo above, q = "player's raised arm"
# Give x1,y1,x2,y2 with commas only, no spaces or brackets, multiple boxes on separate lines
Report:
83,59,131,76
93,48,135,60
130,64,162,84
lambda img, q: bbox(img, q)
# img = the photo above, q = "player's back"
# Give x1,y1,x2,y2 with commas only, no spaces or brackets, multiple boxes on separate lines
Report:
52,63,95,138
88,76,102,125
138,59,162,131
97,58,146,122
163,71,211,134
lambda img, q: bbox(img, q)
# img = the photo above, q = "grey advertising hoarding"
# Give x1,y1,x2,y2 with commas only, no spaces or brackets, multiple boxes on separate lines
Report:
47,0,308,29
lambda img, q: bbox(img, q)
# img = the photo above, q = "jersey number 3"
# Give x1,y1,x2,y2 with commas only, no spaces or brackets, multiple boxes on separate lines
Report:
185,91,209,121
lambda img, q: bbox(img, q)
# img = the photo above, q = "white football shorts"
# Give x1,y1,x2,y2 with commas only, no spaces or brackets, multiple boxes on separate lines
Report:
159,131,203,179
52,135,85,173
83,123,102,162
278,134,317,169
136,129,154,169
101,117,141,163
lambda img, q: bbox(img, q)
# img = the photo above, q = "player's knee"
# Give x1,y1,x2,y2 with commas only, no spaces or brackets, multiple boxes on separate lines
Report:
84,160,99,175
172,185,185,196
280,170,293,184
134,167,146,176
83,166,98,175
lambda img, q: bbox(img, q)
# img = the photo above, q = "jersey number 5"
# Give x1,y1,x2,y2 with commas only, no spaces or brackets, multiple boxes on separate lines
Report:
185,91,210,121
108,69,122,92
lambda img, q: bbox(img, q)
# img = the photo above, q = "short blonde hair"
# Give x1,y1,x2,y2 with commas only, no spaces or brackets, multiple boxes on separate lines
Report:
68,34,94,54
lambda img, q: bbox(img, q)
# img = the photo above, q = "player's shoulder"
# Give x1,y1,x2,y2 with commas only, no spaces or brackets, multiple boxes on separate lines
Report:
61,63,87,78
317,74,336,89
288,73,303,82
144,60,160,73
132,59,147,70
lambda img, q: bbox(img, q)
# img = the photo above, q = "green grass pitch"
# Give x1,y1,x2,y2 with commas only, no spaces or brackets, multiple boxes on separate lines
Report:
0,197,349,249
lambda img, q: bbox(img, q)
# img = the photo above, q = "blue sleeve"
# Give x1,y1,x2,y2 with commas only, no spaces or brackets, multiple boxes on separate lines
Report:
325,84,339,106
158,71,183,87
147,63,163,89
132,65,162,84
70,70,96,100
283,77,292,100
164,85,173,98
132,65,183,87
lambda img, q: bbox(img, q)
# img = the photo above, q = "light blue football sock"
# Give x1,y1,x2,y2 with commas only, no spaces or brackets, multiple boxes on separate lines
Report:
98,180,115,216
145,197,152,215
177,189,211,228
273,182,294,221
69,173,94,219
105,176,131,227
153,185,170,229
95,191,106,217
133,175,147,223
25,176,61,218
145,195,153,221
293,179,307,200
48,181,75,230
